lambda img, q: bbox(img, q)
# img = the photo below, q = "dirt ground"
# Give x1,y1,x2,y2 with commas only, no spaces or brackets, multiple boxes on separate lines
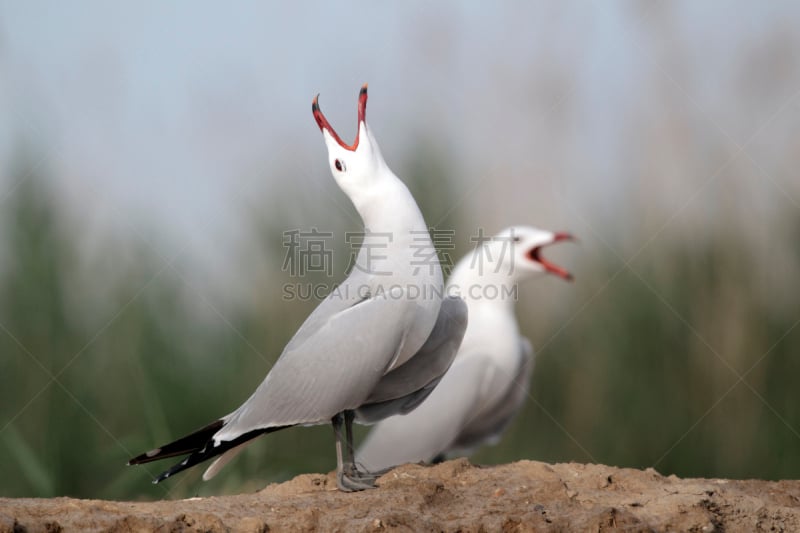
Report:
2,458,800,532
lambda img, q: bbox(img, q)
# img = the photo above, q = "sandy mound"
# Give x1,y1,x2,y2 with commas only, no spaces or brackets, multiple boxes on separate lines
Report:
2,459,800,532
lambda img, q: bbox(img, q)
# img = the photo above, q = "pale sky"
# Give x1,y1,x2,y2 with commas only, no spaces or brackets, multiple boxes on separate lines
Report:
1,1,797,300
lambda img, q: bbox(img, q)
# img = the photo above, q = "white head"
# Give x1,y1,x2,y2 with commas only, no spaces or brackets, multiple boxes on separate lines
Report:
496,226,574,281
463,225,575,283
312,84,391,199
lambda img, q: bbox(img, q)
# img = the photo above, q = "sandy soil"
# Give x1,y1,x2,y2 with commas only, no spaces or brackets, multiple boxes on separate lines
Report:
2,459,800,532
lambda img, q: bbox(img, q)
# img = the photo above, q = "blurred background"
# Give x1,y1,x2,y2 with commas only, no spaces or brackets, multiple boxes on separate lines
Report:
1,1,799,500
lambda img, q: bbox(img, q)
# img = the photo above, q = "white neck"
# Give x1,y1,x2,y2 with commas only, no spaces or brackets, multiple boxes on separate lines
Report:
346,171,429,238
340,169,442,288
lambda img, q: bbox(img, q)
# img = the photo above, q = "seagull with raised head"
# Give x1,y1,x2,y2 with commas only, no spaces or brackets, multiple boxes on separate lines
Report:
357,226,573,471
128,85,467,492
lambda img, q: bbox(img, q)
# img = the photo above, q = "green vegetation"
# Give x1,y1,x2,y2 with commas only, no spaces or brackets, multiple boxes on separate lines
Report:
1,151,798,501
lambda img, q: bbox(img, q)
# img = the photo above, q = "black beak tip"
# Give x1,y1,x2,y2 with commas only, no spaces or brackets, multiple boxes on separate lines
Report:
360,84,368,97
312,94,320,113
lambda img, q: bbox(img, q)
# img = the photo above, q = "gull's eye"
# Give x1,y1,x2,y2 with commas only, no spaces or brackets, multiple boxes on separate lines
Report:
334,159,345,172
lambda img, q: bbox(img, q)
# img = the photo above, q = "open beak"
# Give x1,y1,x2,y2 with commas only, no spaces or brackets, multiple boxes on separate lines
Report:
312,84,368,152
527,232,574,281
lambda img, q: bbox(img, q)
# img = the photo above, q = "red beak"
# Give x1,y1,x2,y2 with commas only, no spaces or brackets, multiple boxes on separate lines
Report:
312,84,368,152
527,232,575,281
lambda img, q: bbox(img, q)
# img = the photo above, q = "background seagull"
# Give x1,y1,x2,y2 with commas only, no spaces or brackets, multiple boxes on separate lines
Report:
357,226,573,471
128,85,467,492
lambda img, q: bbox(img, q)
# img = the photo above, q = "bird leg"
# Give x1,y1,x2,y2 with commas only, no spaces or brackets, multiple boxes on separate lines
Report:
345,409,356,465
343,410,385,483
332,412,376,491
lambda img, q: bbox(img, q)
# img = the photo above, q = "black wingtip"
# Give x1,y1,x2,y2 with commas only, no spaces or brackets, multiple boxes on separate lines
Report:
147,425,288,484
127,420,224,466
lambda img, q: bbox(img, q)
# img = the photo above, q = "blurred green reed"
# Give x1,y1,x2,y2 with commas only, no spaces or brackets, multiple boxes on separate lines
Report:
0,150,798,501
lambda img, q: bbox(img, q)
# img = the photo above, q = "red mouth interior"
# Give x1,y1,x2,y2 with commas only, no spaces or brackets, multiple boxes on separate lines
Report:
312,84,368,152
527,241,573,281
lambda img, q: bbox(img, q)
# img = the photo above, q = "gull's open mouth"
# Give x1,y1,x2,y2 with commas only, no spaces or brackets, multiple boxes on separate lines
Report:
527,233,574,281
312,84,368,151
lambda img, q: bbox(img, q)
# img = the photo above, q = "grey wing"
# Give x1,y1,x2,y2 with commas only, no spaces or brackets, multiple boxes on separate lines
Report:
356,354,491,472
449,337,534,453
214,284,417,442
354,296,468,424
282,270,371,352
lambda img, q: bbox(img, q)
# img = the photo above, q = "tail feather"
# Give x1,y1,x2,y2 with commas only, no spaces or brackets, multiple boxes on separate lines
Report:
129,418,294,483
127,419,225,465
202,442,251,481
152,425,288,483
